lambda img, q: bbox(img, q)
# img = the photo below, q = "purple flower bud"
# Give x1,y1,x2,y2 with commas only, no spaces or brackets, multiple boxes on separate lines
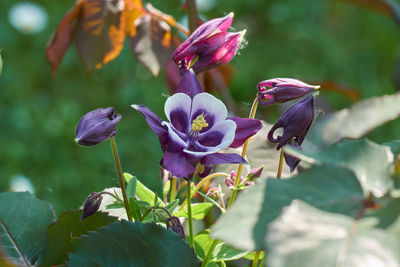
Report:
81,192,103,220
268,94,315,150
172,13,244,74
75,107,121,146
225,171,253,189
166,216,186,240
191,31,245,73
247,166,264,179
257,78,319,106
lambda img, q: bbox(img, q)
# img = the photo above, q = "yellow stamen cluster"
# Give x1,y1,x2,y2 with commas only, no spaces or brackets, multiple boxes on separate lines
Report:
191,113,208,132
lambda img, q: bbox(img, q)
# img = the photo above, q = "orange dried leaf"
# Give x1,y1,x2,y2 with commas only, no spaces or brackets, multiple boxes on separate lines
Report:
46,0,84,76
314,81,361,101
75,0,126,71
124,0,144,36
340,0,392,16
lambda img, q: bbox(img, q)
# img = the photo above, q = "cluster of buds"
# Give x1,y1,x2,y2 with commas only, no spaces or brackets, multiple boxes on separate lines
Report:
224,166,263,190
172,13,245,74
258,78,319,172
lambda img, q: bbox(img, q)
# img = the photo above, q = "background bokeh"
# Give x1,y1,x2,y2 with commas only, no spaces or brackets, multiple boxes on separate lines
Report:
0,0,399,214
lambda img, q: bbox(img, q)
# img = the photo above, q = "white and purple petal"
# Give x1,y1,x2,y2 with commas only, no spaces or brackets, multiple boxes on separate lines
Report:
161,122,188,152
200,153,246,166
164,93,191,134
191,92,228,132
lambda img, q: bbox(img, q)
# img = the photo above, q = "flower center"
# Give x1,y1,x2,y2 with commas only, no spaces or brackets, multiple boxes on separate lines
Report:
191,113,208,132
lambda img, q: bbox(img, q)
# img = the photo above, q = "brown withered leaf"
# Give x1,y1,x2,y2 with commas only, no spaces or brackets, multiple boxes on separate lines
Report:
314,80,360,101
75,0,126,71
340,0,392,15
46,0,84,76
130,14,175,76
124,0,144,36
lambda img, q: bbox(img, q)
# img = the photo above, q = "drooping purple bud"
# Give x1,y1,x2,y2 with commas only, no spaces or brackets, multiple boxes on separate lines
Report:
268,94,315,150
257,78,319,106
191,30,245,73
75,107,121,146
247,166,264,179
166,216,186,240
81,192,103,220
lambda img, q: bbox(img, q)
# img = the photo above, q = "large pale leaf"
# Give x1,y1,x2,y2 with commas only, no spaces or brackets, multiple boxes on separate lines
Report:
0,192,55,266
75,0,126,70
308,93,400,149
38,210,117,267
130,14,175,76
286,139,394,197
266,200,400,267
211,165,364,251
124,173,165,206
67,220,200,266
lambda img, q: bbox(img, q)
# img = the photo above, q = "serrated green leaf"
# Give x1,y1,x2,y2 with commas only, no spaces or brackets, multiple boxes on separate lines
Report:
286,139,394,197
174,203,213,220
308,93,400,150
126,176,137,199
194,230,248,262
67,221,200,266
211,165,364,251
266,200,400,267
0,192,55,266
124,172,164,206
38,210,117,267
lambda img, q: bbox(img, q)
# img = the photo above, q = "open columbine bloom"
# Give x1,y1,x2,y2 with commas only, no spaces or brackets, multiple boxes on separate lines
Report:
257,78,319,106
133,70,262,179
268,93,315,150
172,13,244,74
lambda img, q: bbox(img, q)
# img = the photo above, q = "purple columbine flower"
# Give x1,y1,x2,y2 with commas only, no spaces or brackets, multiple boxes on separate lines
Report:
268,93,315,150
75,107,121,146
132,70,262,179
257,78,319,106
172,13,245,74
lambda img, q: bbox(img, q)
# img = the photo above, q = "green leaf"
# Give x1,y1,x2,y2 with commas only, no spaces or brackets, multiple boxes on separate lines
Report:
38,210,117,267
266,200,400,267
286,139,394,197
211,165,364,251
142,199,179,223
174,203,213,220
67,221,200,266
308,93,400,149
0,192,55,265
126,176,137,199
124,173,164,206
105,202,124,209
0,49,3,75
367,196,400,228
129,198,142,221
383,140,400,157
194,230,248,262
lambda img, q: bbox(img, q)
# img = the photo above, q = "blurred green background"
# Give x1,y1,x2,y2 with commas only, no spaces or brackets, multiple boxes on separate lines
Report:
0,0,399,214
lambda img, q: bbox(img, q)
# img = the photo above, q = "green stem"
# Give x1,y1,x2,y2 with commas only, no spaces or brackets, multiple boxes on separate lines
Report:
110,137,132,221
186,0,199,32
201,239,218,267
259,252,266,266
170,177,177,203
227,97,259,208
187,180,194,246
277,147,284,179
252,251,261,267
180,172,229,210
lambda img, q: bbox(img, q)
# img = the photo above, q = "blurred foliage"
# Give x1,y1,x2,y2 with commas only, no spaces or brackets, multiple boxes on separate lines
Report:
0,0,399,213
